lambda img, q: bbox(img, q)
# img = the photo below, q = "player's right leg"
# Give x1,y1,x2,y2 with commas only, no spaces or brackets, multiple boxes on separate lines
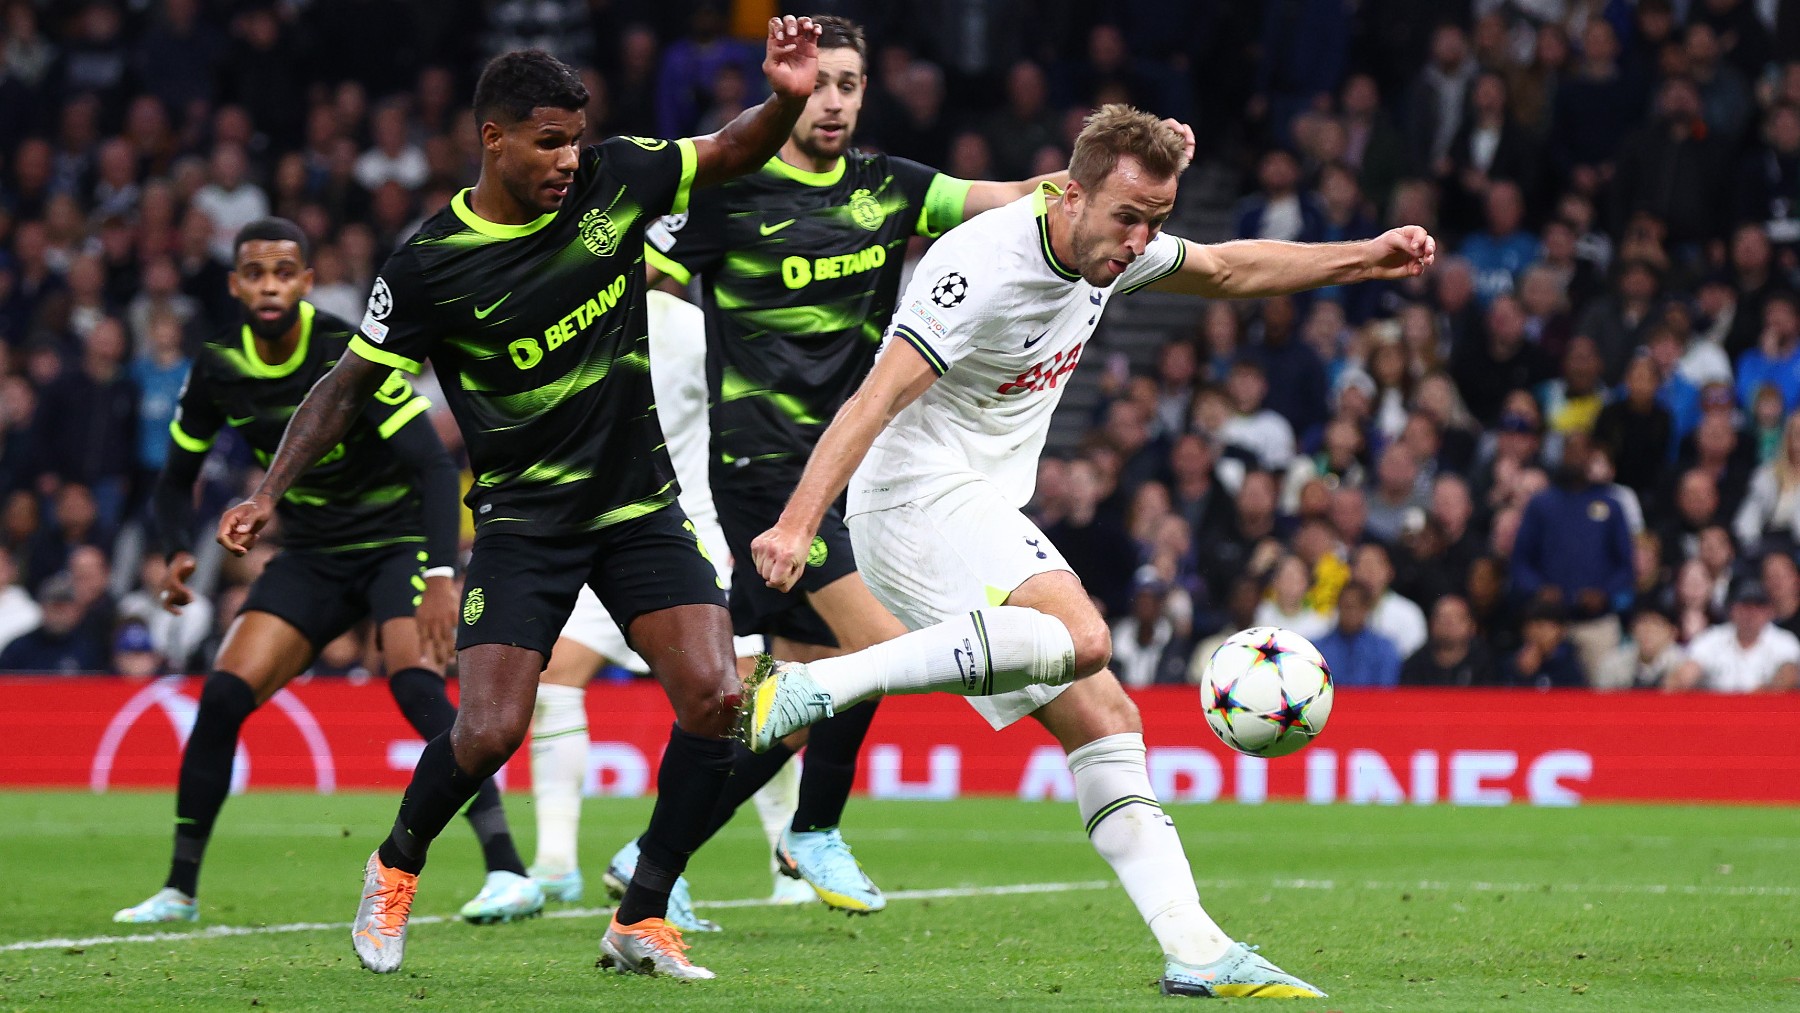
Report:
352,532,589,973
1027,667,1326,1000
114,610,313,923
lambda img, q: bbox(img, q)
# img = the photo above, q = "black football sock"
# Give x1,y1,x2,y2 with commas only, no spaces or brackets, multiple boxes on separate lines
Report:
791,699,879,832
166,671,258,897
377,730,482,875
616,723,733,925
698,741,796,841
387,667,526,876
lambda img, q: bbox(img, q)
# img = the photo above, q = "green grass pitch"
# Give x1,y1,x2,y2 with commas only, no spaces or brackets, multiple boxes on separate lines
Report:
0,793,1795,1011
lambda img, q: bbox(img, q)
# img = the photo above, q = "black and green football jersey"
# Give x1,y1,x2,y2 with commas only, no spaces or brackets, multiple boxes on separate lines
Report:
645,151,969,469
351,136,697,535
169,301,435,553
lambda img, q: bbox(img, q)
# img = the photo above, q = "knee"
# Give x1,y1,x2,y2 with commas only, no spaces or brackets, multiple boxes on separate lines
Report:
452,710,529,777
667,666,739,738
1068,615,1112,679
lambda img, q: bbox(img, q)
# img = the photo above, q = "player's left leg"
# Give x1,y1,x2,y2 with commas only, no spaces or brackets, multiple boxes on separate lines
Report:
1029,671,1326,1000
598,602,738,980
376,615,541,925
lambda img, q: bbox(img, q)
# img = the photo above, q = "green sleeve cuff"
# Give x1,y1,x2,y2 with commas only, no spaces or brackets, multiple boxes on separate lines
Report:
672,137,698,215
168,419,215,454
645,245,692,286
377,396,432,439
350,335,422,374
917,175,975,238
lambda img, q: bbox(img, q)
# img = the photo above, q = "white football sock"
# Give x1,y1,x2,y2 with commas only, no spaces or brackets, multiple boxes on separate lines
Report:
751,754,801,876
1070,732,1232,966
804,606,1075,709
529,683,588,874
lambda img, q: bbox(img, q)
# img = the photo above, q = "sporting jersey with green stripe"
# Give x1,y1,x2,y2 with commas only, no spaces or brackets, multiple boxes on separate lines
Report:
645,151,969,470
169,301,434,552
353,136,696,535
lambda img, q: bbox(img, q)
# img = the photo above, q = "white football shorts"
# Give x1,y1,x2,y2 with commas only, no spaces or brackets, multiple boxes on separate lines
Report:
847,478,1074,729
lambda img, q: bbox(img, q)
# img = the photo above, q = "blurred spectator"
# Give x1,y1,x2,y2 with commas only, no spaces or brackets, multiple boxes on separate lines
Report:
1314,581,1401,687
1440,71,1541,237
112,620,165,677
1404,23,1477,176
1189,575,1262,684
135,0,224,116
981,61,1060,181
1339,74,1405,208
39,317,136,530
355,101,429,193
193,144,270,265
1765,551,1800,637
1459,181,1540,306
1044,457,1136,618
1550,18,1638,194
117,554,211,674
1236,150,1324,243
1401,594,1498,685
655,4,763,138
26,484,101,591
1168,434,1235,548
1351,541,1428,658
1364,444,1426,545
1594,606,1687,690
1735,292,1800,412
1734,413,1800,554
1282,417,1366,515
1512,434,1635,677
1504,600,1585,688
1220,360,1296,471
1111,571,1190,688
0,544,40,652
1669,578,1800,690
1612,76,1732,252
1453,295,1550,425
1246,295,1330,440
1737,102,1800,249
0,572,105,674
1254,553,1332,641
1251,0,1351,144
1593,355,1675,503
131,310,191,489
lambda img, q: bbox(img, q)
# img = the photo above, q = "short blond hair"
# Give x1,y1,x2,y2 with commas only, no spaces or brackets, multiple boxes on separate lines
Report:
1069,104,1188,191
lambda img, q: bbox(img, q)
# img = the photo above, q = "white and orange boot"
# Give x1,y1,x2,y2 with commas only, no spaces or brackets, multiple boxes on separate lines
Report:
351,851,418,973
598,916,715,980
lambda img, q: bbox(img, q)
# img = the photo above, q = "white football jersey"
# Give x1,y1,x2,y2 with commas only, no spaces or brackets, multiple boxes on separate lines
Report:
646,289,717,530
849,186,1187,514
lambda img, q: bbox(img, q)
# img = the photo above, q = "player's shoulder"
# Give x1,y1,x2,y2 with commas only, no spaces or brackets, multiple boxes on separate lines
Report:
587,134,684,174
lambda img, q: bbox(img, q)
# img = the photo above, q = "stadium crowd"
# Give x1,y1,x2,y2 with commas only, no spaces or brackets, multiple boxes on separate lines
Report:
0,0,1797,695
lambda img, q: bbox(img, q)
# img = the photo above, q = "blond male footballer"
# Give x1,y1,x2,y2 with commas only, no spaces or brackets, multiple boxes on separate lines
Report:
743,105,1436,999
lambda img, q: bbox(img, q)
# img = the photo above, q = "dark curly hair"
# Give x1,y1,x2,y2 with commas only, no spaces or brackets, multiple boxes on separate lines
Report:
472,49,589,128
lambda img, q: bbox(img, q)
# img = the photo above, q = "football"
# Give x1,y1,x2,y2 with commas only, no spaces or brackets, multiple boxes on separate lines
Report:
1199,626,1334,758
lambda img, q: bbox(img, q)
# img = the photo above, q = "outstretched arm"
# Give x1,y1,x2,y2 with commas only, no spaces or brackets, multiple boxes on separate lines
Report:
753,342,938,592
689,16,820,189
1149,225,1437,298
216,353,391,554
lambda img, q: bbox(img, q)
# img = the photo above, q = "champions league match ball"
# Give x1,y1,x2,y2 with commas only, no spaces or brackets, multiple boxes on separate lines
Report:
1199,627,1334,759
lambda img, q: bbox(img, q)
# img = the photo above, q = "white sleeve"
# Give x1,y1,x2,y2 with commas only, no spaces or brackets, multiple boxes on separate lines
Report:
1773,629,1800,667
885,248,1007,377
1116,231,1189,295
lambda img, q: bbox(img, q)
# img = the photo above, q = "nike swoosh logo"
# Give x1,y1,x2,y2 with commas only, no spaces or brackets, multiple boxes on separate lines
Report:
1023,329,1049,349
759,219,796,236
473,293,511,319
226,415,254,426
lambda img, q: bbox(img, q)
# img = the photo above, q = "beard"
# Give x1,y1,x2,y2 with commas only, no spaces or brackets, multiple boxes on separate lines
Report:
242,301,301,340
791,126,848,163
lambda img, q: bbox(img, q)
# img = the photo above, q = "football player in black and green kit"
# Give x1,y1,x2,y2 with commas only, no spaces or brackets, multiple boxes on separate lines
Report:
216,20,822,980
597,15,1075,914
113,218,541,927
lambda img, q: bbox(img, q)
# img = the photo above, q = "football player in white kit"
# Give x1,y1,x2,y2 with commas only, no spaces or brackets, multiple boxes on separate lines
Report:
525,288,811,930
744,106,1436,998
